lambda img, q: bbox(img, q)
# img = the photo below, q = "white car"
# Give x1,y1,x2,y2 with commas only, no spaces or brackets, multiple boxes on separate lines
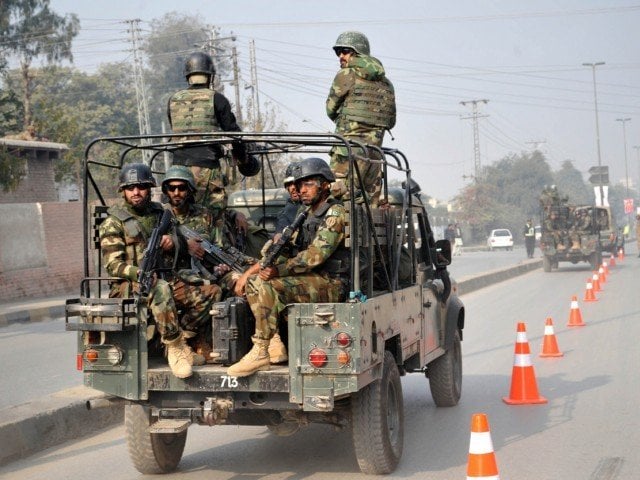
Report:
487,228,514,251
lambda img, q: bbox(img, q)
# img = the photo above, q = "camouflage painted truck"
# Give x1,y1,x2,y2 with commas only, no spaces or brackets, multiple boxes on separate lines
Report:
539,203,603,272
66,132,465,475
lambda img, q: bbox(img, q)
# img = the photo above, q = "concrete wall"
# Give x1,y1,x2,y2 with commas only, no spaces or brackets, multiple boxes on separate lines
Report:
0,202,84,302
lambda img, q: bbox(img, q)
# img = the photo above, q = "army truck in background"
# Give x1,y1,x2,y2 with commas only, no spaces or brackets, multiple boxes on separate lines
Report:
594,205,619,257
66,132,465,475
539,203,603,272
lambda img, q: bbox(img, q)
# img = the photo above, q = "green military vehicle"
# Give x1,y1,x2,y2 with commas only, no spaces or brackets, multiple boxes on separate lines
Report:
539,203,603,272
594,205,619,257
66,132,465,475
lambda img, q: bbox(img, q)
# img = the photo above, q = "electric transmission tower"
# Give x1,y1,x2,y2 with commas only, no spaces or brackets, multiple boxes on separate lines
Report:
460,99,489,180
125,19,151,162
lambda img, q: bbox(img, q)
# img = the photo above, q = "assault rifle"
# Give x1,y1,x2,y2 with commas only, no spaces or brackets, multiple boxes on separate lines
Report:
260,209,308,268
138,209,173,296
178,225,247,275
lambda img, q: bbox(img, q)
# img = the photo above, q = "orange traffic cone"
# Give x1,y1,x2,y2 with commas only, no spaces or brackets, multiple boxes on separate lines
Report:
598,265,607,283
466,413,500,479
503,322,547,405
540,317,563,357
618,247,624,261
583,279,597,303
602,260,609,276
591,272,601,292
609,255,616,267
568,295,587,326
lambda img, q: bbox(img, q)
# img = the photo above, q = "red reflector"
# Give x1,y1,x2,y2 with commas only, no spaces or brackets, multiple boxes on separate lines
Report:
308,348,328,368
76,354,83,370
336,332,352,347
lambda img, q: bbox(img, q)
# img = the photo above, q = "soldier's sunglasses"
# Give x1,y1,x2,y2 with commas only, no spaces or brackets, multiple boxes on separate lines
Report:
335,48,354,57
165,184,188,192
123,183,150,191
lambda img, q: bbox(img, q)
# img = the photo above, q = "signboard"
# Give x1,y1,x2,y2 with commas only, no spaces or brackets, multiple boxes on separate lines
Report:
588,165,609,185
624,198,634,214
594,185,609,207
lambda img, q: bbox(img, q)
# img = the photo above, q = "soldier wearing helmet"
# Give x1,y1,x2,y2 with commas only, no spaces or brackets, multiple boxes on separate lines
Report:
228,157,350,377
275,161,302,234
167,51,260,211
326,31,396,207
100,163,203,379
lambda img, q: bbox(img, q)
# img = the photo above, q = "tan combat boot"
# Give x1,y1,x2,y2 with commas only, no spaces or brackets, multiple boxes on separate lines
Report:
164,334,193,379
181,330,206,366
227,337,270,377
268,332,288,364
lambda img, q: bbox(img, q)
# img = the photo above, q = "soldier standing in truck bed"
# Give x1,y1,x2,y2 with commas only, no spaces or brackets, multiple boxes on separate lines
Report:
326,31,396,207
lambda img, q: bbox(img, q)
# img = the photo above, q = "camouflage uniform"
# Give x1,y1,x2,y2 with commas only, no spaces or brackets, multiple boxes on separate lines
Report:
99,201,182,341
167,86,246,211
327,54,396,204
246,198,349,340
170,203,223,332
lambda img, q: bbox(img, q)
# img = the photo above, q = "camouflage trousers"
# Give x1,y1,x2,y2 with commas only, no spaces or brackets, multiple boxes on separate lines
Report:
330,149,383,207
245,273,347,340
116,278,221,341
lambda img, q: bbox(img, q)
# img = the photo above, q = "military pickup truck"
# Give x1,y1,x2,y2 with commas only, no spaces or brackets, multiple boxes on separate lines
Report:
539,203,603,272
66,132,465,475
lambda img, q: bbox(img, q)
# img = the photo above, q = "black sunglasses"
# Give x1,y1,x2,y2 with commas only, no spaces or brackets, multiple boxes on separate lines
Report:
335,47,355,57
165,184,188,192
124,183,151,191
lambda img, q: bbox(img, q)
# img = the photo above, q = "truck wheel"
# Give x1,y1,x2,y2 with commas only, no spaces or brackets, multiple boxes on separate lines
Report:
351,350,404,475
589,251,602,270
543,256,552,272
427,329,462,407
125,403,187,474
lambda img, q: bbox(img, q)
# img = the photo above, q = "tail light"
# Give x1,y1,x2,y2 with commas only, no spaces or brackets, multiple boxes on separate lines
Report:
335,332,352,347
308,348,328,368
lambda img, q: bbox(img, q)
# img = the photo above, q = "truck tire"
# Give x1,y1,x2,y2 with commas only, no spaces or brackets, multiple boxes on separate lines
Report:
543,255,552,272
427,329,462,407
125,403,187,474
351,350,404,475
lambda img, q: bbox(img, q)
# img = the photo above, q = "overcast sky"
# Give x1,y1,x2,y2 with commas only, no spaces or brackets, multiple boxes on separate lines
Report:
47,0,640,201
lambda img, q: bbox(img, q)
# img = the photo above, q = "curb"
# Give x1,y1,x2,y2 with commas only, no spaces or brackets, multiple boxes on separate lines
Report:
0,386,123,467
0,260,540,466
0,296,69,328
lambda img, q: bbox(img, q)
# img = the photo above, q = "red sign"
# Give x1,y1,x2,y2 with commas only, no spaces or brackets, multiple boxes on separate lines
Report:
624,198,634,214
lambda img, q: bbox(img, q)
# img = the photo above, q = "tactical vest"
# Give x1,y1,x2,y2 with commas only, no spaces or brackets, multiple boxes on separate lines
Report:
169,87,220,133
340,75,395,129
107,202,165,268
300,198,350,278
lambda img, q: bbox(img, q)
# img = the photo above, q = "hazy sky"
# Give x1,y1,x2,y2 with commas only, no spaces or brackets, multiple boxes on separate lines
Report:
47,0,640,201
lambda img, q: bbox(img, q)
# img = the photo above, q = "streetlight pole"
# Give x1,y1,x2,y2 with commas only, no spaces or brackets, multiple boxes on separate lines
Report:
634,145,640,206
583,62,605,204
616,118,632,226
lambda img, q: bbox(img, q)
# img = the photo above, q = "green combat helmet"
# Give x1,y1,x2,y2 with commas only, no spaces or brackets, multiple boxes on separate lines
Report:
333,31,370,55
162,165,197,194
292,157,336,183
118,163,156,191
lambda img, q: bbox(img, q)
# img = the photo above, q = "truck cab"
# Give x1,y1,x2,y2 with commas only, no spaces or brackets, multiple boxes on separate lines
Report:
66,132,465,475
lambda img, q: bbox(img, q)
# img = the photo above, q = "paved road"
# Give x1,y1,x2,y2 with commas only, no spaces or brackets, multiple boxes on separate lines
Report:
2,248,637,479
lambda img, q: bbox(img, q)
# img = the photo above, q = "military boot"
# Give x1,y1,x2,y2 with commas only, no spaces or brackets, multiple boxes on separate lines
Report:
268,332,288,364
163,334,193,379
181,330,206,366
227,337,270,377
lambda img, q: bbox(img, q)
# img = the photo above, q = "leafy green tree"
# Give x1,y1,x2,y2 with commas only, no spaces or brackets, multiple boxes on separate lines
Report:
553,160,591,204
0,0,79,130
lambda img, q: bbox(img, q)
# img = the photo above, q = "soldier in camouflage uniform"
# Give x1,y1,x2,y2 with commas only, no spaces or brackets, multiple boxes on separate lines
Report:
162,165,227,363
99,163,197,379
228,157,350,377
326,31,396,207
167,51,260,212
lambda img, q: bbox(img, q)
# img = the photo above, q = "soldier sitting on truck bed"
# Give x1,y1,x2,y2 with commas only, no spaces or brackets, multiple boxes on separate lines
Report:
99,163,208,379
228,157,350,377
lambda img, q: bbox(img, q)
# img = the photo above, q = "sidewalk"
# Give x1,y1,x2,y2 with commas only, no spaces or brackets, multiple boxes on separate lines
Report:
0,294,70,327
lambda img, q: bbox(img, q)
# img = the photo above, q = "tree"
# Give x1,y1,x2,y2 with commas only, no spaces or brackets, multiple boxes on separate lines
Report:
0,0,79,130
553,160,591,204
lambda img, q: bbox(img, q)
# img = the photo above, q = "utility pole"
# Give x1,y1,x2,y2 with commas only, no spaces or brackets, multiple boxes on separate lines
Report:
583,61,605,204
125,19,151,162
230,37,243,127
634,145,640,205
249,40,262,131
460,99,489,181
616,118,631,220
525,140,546,152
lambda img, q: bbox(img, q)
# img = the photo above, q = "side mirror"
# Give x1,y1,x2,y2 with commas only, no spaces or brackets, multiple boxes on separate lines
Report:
433,239,451,267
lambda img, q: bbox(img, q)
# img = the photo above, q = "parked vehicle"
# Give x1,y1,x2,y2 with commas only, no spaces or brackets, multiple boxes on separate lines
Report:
66,132,465,476
487,228,514,251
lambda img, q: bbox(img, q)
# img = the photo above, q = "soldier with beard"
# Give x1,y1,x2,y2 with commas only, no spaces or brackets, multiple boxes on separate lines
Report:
99,163,197,378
